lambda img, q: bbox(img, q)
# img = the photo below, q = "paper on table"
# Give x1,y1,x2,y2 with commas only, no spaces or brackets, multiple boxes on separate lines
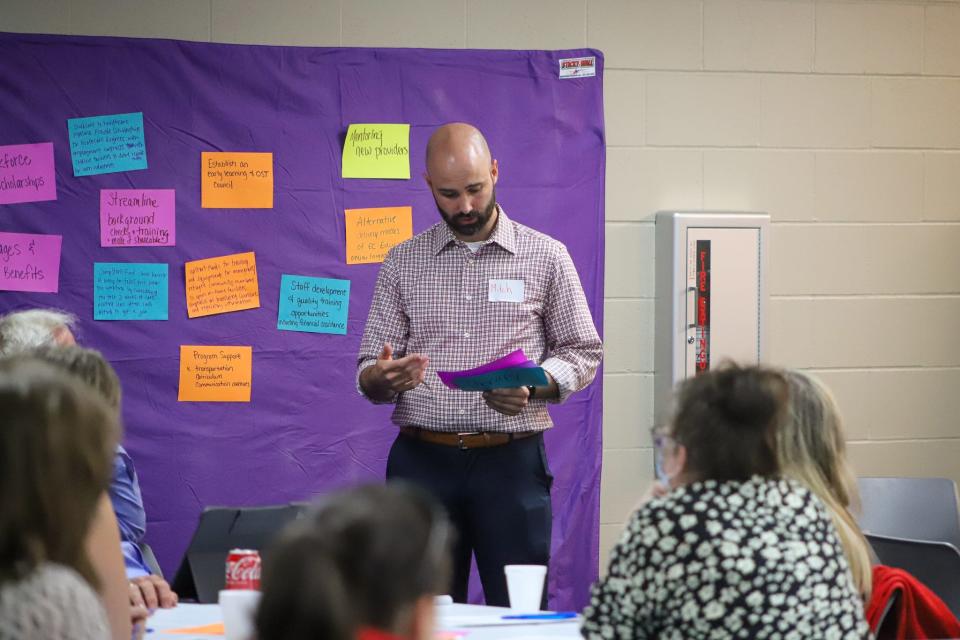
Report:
437,349,530,388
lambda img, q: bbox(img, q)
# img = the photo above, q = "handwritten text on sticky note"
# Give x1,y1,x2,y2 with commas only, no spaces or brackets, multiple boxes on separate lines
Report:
0,231,62,293
344,206,412,264
68,112,147,176
94,263,168,321
100,189,175,247
278,275,350,334
201,152,273,209
178,345,252,402
184,251,260,318
0,142,57,205
342,124,410,179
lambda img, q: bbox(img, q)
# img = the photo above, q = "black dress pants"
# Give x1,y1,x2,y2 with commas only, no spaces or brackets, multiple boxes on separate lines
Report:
385,431,553,607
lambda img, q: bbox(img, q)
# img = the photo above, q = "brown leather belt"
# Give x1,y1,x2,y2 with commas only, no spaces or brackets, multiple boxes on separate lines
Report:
399,426,540,450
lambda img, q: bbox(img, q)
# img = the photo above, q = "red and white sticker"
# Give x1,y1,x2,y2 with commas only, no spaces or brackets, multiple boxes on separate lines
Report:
559,56,596,79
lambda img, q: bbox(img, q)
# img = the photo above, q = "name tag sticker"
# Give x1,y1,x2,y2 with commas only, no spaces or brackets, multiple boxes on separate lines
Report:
488,279,524,303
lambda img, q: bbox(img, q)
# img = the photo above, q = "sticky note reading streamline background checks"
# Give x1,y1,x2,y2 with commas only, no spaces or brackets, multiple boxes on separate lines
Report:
178,345,252,402
342,124,410,179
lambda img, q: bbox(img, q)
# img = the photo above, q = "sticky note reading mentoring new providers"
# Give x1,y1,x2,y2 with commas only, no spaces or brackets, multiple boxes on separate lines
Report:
184,252,260,318
342,124,410,179
178,346,252,402
201,152,273,209
344,206,412,264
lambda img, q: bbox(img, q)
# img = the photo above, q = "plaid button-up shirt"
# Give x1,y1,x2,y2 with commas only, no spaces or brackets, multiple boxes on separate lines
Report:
357,208,602,433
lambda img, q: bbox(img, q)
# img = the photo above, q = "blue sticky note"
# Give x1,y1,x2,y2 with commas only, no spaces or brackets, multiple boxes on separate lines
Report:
68,112,148,176
278,275,350,335
94,263,168,321
454,366,549,391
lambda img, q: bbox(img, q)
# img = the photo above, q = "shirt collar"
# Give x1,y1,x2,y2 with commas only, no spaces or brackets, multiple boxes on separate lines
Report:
431,205,518,256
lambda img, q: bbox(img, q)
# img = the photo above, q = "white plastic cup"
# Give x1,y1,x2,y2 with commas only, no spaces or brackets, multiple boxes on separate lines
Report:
504,564,547,612
219,589,261,640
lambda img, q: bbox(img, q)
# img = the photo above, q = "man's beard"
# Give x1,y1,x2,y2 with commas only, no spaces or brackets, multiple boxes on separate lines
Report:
437,188,497,237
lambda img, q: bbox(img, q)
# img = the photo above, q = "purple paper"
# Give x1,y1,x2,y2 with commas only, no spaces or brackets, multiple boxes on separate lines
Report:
100,189,175,247
437,348,530,388
0,142,57,205
0,231,62,293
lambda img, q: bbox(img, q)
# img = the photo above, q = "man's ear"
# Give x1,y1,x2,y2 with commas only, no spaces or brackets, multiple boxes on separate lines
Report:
408,595,436,640
490,159,498,185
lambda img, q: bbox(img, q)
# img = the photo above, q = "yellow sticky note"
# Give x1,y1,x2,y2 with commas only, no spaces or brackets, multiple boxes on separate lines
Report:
178,346,252,402
342,124,410,179
185,252,260,318
345,206,413,264
201,152,273,208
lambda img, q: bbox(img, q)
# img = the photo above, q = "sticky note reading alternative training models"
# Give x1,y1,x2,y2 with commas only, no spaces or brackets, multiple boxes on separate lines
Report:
178,345,252,402
344,206,413,264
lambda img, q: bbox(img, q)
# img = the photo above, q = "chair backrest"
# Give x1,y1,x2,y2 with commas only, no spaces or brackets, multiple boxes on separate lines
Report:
170,504,302,603
139,542,164,579
866,533,960,620
857,477,960,550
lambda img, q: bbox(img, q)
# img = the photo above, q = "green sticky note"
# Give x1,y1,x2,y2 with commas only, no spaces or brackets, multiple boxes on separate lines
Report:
342,124,410,179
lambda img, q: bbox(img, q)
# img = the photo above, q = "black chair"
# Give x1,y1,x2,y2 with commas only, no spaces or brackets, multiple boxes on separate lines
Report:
866,533,960,620
170,504,302,603
857,477,960,551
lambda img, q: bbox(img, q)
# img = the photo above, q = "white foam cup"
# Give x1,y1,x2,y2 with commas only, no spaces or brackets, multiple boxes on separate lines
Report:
504,564,547,612
219,589,261,640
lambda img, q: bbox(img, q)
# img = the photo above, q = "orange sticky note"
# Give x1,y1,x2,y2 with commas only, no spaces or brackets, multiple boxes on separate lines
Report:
185,252,260,318
178,346,252,402
201,152,273,208
167,622,225,635
344,206,413,264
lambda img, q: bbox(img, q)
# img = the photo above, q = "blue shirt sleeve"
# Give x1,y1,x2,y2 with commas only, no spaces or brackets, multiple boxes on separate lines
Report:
108,445,151,577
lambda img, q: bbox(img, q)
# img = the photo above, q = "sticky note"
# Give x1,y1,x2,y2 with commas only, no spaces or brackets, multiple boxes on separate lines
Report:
342,124,410,179
94,263,168,321
0,231,62,293
277,275,350,334
100,189,175,247
185,251,260,318
344,206,413,264
178,345,252,402
0,142,57,205
201,152,273,209
68,112,147,176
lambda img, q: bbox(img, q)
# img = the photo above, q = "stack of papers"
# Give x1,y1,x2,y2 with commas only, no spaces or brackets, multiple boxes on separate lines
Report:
437,349,548,391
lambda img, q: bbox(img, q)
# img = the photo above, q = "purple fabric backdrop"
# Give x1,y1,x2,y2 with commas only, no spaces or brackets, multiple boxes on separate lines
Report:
0,32,605,609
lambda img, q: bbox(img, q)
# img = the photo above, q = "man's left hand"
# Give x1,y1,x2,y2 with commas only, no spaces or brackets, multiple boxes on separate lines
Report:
483,387,530,416
130,574,178,610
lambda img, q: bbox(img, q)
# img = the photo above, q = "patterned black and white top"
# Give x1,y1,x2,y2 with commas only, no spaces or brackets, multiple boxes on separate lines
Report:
582,476,871,640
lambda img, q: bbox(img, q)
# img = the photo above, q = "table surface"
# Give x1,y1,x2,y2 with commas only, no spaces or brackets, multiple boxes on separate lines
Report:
148,602,583,639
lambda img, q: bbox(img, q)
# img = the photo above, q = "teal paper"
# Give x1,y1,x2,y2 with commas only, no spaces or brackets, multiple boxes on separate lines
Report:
278,275,350,334
68,112,148,176
454,366,549,391
94,263,168,320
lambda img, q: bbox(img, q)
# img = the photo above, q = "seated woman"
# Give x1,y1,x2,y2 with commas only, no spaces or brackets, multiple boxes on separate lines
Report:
0,358,121,639
255,483,452,640
581,364,870,639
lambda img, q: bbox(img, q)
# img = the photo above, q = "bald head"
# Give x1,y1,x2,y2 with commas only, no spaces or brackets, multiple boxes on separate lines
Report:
425,123,492,178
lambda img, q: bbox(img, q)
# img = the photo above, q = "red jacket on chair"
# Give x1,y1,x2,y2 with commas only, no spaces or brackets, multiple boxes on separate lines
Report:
866,565,960,639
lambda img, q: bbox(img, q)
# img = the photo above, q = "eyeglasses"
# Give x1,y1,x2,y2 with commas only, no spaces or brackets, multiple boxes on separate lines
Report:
651,426,675,484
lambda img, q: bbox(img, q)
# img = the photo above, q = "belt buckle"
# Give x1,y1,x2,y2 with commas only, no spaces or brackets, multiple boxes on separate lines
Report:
457,432,474,451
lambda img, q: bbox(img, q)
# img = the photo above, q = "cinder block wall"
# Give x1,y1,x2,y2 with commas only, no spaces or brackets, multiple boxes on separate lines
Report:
5,0,959,569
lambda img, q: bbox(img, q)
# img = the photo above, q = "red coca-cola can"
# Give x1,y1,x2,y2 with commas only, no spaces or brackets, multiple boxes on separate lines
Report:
225,548,261,590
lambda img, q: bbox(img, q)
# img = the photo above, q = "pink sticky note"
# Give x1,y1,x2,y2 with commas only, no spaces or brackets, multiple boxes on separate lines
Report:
0,231,62,293
0,142,57,205
100,189,175,247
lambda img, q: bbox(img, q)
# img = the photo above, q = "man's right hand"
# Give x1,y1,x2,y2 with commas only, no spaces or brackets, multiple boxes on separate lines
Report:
360,343,429,401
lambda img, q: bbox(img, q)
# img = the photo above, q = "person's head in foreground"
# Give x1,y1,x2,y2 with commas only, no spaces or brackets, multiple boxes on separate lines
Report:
0,357,118,637
255,482,453,640
779,368,873,599
581,363,871,640
27,344,122,412
0,308,77,356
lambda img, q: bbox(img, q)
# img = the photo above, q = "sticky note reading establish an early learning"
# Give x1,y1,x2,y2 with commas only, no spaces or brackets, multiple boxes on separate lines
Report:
344,206,413,264
201,152,273,208
178,345,252,402
184,251,260,318
341,124,410,179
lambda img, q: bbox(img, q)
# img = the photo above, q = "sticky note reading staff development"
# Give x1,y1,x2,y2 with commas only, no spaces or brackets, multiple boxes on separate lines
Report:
178,346,252,402
344,206,413,264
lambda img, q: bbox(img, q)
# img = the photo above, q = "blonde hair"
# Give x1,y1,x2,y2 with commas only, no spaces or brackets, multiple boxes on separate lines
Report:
779,370,872,598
